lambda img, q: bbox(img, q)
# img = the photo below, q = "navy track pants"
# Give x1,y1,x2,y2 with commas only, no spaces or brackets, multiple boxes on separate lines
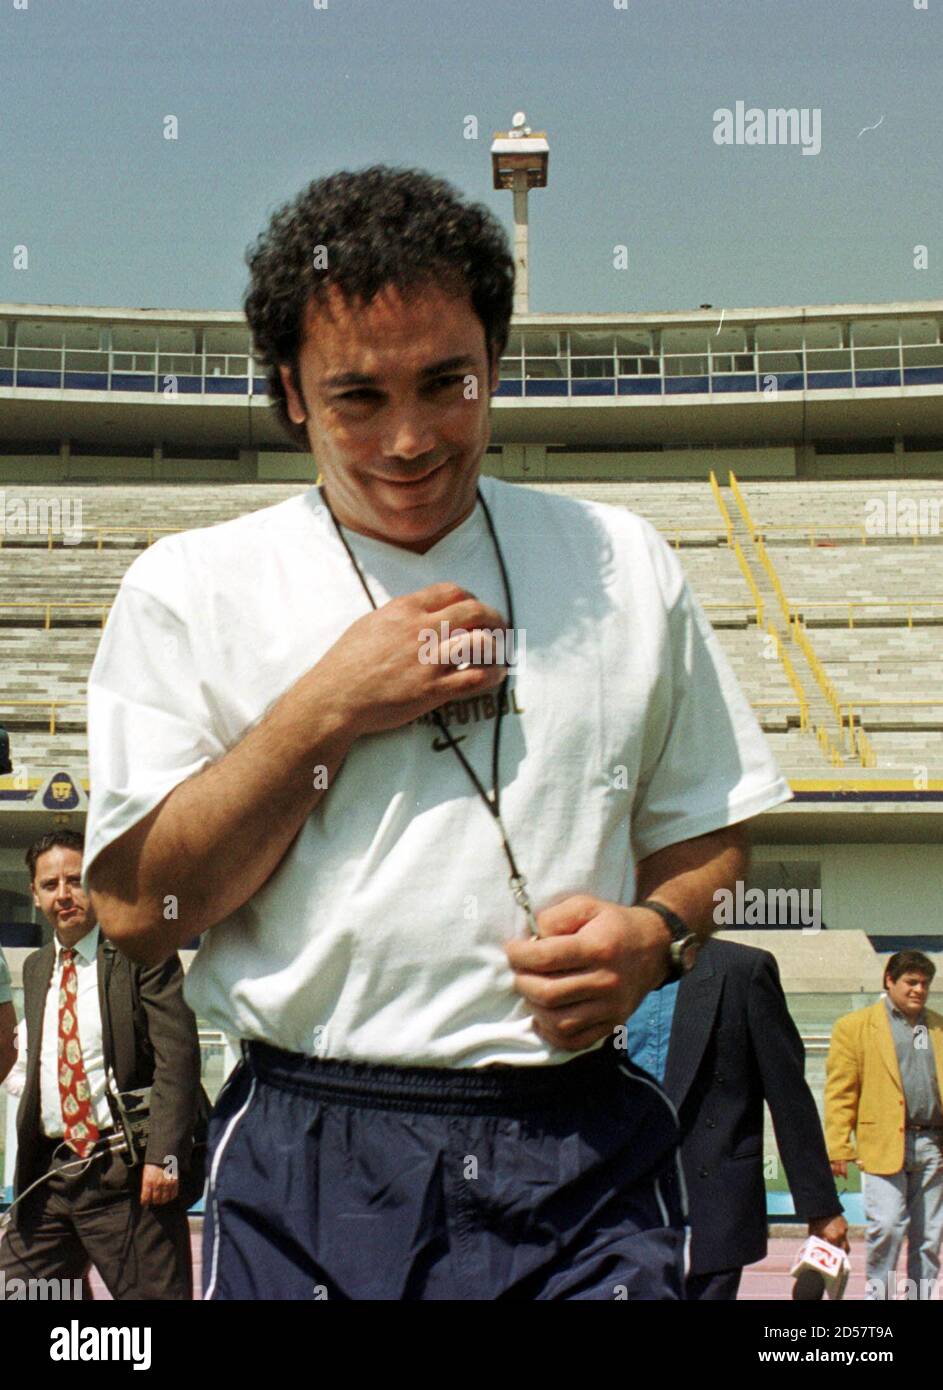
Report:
203,1041,687,1301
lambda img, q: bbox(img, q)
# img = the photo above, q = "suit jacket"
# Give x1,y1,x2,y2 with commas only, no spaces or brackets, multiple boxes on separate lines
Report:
14,932,203,1200
661,938,841,1276
825,999,943,1176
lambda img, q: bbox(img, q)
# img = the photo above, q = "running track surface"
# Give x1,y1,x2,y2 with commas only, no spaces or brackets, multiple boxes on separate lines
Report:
85,1231,936,1300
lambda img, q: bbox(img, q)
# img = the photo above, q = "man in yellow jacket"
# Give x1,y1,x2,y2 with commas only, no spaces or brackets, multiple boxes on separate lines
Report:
826,951,943,1299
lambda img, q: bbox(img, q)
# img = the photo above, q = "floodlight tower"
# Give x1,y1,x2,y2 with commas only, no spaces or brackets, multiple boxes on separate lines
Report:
490,112,550,314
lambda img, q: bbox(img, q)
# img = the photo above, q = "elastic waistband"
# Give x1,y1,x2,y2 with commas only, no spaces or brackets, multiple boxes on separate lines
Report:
906,1124,943,1132
244,1040,621,1116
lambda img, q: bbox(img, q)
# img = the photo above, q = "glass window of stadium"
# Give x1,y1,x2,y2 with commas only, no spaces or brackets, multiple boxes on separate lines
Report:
14,320,63,373
755,323,803,376
499,332,523,379
616,331,658,376
661,328,709,377
901,318,943,367
709,327,752,374
524,357,567,380
521,330,563,355
569,331,614,379
205,327,251,378
157,327,201,376
63,324,108,374
111,326,156,372
804,321,850,372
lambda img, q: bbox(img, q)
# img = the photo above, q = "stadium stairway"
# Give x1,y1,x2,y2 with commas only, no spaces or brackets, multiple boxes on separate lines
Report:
717,479,844,770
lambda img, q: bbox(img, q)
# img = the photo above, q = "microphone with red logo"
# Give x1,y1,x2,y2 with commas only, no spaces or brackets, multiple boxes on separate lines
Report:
790,1236,850,1300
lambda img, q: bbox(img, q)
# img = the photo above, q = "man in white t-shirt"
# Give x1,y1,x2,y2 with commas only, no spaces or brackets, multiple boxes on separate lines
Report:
84,165,790,1300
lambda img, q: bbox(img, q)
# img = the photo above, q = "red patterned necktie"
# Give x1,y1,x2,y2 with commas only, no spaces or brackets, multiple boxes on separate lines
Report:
57,947,100,1157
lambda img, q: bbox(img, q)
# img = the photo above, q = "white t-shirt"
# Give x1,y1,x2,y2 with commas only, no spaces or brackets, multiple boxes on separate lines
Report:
84,476,790,1066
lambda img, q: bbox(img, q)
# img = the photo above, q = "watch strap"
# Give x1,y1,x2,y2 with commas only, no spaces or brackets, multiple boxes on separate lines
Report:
637,899,690,942
637,899,700,987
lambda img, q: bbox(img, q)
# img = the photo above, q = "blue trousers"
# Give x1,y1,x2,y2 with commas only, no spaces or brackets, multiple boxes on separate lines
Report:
864,1131,943,1299
203,1041,686,1301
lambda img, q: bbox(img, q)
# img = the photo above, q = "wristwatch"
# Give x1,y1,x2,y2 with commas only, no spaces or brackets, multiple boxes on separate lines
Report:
637,899,701,987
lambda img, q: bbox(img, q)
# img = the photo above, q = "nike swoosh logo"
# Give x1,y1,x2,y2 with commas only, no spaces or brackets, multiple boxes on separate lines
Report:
432,734,466,751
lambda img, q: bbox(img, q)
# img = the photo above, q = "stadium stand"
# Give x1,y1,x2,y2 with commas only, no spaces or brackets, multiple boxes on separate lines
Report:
1,476,941,778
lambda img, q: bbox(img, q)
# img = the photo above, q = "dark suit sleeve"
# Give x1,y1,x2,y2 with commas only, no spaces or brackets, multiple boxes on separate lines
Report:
746,950,842,1222
136,954,201,1172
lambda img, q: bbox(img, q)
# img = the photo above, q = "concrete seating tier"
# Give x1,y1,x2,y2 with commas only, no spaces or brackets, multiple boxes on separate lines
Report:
524,482,726,539
864,730,943,768
0,552,131,612
739,479,943,540
0,635,95,743
810,629,943,715
771,546,943,617
0,482,313,544
761,728,821,769
713,628,797,715
3,728,89,774
674,549,758,614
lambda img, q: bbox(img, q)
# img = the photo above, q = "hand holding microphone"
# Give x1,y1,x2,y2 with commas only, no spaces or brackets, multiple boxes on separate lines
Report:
791,1235,851,1301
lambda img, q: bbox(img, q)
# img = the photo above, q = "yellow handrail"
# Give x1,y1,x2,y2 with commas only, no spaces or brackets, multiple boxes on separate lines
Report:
0,526,185,551
792,617,844,733
856,729,877,768
842,699,943,709
0,698,86,735
732,473,856,757
95,527,183,551
755,536,792,626
733,542,764,625
0,602,109,629
708,470,734,546
727,471,758,540
788,598,943,630
766,623,809,731
738,522,936,547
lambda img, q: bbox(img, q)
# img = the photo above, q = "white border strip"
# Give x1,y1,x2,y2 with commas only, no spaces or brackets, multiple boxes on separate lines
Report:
617,1061,691,1275
203,1075,257,1301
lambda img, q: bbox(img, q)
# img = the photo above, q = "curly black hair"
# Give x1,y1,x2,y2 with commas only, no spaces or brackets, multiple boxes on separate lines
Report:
243,165,515,451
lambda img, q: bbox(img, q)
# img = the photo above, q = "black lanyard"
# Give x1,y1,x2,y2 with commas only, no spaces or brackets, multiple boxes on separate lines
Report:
322,485,539,936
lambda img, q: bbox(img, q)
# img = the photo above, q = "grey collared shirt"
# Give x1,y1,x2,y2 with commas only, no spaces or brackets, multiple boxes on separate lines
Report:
885,997,943,1127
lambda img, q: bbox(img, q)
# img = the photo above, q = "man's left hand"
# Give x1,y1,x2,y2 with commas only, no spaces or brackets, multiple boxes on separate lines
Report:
140,1163,179,1207
505,896,673,1051
808,1215,850,1252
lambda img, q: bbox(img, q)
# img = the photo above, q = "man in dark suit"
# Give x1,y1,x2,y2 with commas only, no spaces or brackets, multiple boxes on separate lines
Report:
0,829,202,1299
627,936,847,1299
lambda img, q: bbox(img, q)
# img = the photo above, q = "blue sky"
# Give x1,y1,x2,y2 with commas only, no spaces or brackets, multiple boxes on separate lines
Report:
1,0,940,315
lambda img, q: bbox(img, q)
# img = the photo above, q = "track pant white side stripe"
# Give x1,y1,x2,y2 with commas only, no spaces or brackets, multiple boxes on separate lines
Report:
617,1061,691,1276
204,1075,257,1301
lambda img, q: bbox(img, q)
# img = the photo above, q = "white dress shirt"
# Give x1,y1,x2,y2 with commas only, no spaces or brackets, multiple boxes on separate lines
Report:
39,925,112,1138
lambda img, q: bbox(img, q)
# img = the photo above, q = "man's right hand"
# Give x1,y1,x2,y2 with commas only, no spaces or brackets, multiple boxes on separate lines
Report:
830,1160,851,1178
314,582,511,737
